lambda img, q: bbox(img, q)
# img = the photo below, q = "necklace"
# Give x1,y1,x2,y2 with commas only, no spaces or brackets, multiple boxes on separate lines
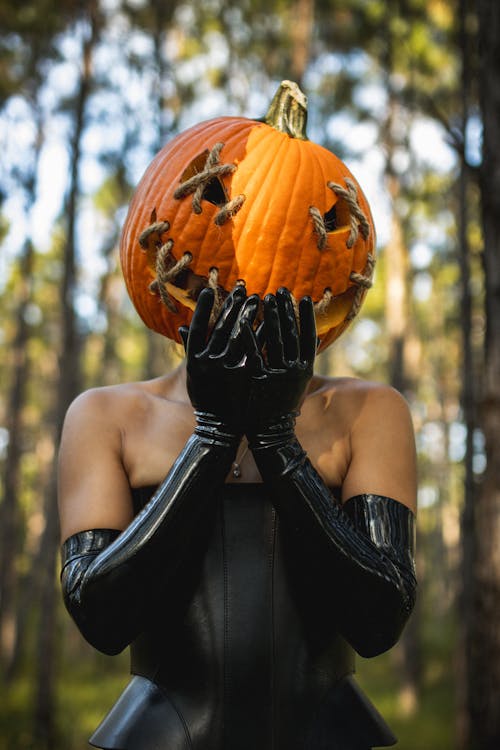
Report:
232,440,249,479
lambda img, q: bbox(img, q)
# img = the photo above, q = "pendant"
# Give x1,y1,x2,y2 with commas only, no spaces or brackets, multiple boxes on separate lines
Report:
232,462,242,479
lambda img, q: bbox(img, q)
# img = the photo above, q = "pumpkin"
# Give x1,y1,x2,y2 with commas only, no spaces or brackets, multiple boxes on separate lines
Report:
120,80,376,351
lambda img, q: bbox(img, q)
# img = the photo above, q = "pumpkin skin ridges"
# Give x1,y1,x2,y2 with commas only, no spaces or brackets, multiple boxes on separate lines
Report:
224,127,272,285
289,139,325,300
120,95,376,346
306,142,327,291
204,123,274,290
238,130,293,294
276,137,311,298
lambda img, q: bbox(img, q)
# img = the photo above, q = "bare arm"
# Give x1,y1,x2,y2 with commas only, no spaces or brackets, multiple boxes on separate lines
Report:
58,388,134,542
341,382,417,512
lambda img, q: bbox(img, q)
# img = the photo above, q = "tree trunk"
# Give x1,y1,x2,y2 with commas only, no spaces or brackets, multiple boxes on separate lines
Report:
0,104,44,674
0,243,35,665
467,2,500,748
288,0,314,88
33,6,100,746
384,175,410,394
456,0,477,745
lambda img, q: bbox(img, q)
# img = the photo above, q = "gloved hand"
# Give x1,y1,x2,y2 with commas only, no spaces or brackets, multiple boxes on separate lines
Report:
179,286,259,437
242,287,317,441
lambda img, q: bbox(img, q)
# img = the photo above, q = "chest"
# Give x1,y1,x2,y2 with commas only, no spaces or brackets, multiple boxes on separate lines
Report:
123,397,350,491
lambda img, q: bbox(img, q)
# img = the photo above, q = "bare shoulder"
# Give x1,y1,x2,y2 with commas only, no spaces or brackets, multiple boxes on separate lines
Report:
310,374,412,426
58,381,162,540
308,375,417,511
62,377,177,454
64,380,155,430
312,373,407,398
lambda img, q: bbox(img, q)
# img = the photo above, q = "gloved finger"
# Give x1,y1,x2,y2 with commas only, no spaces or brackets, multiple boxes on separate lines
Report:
263,294,285,369
240,322,265,377
253,320,267,365
207,286,247,355
276,287,299,363
187,287,214,357
226,294,260,366
178,326,189,353
239,293,260,327
298,296,317,364
255,320,266,350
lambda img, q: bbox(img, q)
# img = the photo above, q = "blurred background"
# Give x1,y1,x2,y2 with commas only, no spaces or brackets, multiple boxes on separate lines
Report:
1,0,498,748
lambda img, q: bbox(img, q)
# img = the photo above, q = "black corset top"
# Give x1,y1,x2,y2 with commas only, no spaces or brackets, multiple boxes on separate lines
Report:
90,483,396,750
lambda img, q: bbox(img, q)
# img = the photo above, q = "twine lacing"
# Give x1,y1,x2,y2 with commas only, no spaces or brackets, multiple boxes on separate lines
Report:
313,287,333,315
327,178,371,249
150,243,193,314
207,266,223,323
312,250,375,326
346,252,376,321
308,206,328,250
139,220,171,249
173,142,246,225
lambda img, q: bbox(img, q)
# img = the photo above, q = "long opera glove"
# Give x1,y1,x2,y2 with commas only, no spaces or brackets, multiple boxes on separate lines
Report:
244,290,416,657
250,437,416,657
61,433,236,655
60,289,257,655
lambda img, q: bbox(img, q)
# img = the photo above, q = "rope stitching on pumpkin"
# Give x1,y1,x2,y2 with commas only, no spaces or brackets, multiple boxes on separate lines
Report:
313,287,333,315
313,252,375,325
215,195,246,226
148,240,193,313
347,253,376,321
207,267,223,323
327,178,371,249
173,142,246,225
308,206,328,250
139,220,170,248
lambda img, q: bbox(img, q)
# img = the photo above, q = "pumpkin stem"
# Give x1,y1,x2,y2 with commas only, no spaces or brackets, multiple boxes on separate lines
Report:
264,80,308,140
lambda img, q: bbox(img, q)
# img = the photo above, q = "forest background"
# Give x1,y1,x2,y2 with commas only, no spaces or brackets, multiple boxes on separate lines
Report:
1,1,499,748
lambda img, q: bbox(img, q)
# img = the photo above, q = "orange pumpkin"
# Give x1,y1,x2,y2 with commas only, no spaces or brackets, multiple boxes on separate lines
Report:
120,80,376,350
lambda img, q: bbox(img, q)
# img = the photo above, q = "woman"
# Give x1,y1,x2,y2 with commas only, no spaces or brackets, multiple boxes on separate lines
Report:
59,285,417,749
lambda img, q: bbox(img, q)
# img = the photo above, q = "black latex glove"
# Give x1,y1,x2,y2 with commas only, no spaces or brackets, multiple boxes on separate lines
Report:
179,286,259,437
242,288,317,439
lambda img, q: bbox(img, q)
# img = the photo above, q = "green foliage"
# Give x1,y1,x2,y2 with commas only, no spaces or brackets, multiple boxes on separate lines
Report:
358,637,456,749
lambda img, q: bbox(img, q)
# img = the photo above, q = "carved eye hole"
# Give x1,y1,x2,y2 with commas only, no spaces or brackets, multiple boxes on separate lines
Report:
202,176,227,206
324,196,350,232
323,205,337,232
180,150,228,207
